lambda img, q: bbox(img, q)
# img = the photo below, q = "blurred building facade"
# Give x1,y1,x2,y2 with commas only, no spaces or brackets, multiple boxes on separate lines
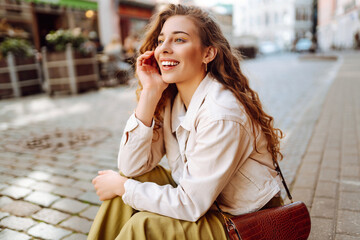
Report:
98,0,156,49
0,0,98,50
317,0,360,51
233,0,313,49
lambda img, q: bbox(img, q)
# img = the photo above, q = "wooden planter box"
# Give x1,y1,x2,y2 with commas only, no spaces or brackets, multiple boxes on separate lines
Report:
0,53,42,99
42,44,99,95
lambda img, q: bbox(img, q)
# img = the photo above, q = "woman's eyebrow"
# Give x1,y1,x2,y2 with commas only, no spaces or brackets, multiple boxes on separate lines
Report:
158,31,190,37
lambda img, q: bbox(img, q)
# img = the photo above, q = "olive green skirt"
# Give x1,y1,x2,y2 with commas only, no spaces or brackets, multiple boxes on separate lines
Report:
88,165,228,240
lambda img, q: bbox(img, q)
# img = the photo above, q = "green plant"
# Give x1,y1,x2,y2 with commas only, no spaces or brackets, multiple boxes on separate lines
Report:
45,29,92,54
0,38,33,59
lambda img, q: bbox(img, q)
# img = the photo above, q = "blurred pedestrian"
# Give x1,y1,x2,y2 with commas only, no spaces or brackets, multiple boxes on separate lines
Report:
89,4,283,240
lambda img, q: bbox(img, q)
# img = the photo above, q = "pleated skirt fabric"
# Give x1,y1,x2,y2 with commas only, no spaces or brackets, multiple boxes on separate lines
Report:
87,165,228,240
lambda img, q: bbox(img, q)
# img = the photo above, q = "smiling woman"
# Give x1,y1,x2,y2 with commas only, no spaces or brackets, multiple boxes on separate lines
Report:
88,4,283,240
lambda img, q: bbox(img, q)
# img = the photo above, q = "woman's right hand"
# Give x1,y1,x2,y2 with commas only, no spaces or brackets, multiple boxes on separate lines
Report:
136,51,168,95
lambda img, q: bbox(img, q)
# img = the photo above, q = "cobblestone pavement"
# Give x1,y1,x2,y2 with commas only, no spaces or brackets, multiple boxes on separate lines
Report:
290,52,360,239
0,52,347,239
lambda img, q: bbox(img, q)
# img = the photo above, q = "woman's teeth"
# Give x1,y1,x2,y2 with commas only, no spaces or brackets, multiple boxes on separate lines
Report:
162,61,179,66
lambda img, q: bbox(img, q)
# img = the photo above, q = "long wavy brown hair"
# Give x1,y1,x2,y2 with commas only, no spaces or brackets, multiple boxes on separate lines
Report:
136,4,283,161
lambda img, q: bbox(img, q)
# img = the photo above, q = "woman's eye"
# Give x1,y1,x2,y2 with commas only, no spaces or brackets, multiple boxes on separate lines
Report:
175,38,185,43
157,39,164,44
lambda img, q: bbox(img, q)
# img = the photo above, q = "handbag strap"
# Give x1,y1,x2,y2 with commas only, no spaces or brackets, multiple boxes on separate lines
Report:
215,201,242,240
273,159,293,203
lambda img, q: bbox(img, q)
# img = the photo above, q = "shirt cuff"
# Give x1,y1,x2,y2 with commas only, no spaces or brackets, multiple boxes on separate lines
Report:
122,178,140,208
124,113,155,132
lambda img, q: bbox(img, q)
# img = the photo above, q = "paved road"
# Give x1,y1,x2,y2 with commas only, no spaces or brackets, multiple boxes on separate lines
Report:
0,53,341,239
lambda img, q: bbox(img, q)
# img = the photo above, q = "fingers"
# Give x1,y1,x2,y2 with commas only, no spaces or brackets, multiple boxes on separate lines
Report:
137,51,155,67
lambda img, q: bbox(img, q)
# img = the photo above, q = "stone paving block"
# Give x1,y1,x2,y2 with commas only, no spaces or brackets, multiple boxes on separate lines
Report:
52,198,89,214
62,233,88,240
0,174,14,183
60,216,92,234
0,196,13,208
32,208,70,225
27,171,52,181
0,228,31,240
27,222,72,240
306,144,323,154
319,168,339,182
33,164,56,172
311,197,336,219
1,200,41,217
72,171,96,181
293,174,318,189
335,234,360,240
340,179,360,192
337,210,360,236
9,177,37,188
52,186,84,198
30,181,56,192
80,206,99,220
291,188,314,207
341,166,360,178
339,192,360,211
0,186,32,199
314,181,338,198
24,191,60,207
308,217,334,240
47,175,75,186
342,155,359,164
0,212,9,220
53,160,75,168
298,162,320,175
47,168,74,177
78,191,102,205
0,215,36,231
74,164,99,173
323,149,340,159
73,180,94,191
7,168,31,177
321,158,340,170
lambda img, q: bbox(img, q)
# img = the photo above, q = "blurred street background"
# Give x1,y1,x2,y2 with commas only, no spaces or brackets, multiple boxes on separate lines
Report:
0,0,360,239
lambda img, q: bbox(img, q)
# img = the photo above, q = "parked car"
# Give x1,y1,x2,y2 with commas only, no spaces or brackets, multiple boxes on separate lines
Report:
258,41,282,55
295,38,313,52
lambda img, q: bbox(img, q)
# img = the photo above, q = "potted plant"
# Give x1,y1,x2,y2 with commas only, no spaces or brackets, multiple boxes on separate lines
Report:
42,28,99,95
0,38,42,98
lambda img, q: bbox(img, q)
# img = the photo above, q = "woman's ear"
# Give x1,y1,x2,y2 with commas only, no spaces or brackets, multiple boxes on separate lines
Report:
203,46,217,64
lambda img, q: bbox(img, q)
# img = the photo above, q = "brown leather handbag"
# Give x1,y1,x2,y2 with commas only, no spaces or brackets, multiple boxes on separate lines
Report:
215,160,311,240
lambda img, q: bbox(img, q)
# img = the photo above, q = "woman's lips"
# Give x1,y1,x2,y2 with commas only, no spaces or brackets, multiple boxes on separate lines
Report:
160,60,180,71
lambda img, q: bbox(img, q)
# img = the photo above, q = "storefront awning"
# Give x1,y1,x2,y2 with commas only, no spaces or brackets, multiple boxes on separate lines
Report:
26,0,97,10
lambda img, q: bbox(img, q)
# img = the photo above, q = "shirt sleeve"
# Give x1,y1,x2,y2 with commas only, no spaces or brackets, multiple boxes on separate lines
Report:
122,119,254,221
118,113,165,177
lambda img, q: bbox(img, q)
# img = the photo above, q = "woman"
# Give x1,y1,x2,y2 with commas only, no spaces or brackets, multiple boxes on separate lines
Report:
89,4,283,240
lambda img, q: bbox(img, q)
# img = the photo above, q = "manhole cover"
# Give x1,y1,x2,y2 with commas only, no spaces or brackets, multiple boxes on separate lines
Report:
4,128,111,153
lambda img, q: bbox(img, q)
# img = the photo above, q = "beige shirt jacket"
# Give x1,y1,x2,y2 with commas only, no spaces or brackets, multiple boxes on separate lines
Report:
119,74,281,222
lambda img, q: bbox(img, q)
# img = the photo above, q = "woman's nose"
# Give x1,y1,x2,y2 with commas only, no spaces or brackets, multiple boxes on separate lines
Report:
159,40,172,54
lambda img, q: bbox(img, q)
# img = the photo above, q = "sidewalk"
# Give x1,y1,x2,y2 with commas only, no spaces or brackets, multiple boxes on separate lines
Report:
290,52,360,239
0,52,358,239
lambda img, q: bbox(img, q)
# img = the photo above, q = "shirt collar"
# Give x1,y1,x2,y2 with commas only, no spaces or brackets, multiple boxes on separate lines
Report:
171,74,215,133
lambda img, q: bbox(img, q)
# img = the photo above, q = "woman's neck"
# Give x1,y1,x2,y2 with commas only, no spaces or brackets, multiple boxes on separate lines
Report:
176,73,206,109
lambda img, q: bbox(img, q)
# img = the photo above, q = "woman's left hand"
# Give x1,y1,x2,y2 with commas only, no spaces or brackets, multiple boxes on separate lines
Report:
92,170,128,201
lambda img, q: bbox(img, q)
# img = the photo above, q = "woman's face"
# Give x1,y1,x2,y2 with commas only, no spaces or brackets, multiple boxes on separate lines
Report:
154,15,206,86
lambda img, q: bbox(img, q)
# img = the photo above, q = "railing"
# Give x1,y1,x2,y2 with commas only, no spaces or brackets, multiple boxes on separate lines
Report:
42,44,99,95
0,53,42,99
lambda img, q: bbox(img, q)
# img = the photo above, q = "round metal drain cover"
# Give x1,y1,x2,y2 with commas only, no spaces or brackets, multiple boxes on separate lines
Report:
4,128,111,153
